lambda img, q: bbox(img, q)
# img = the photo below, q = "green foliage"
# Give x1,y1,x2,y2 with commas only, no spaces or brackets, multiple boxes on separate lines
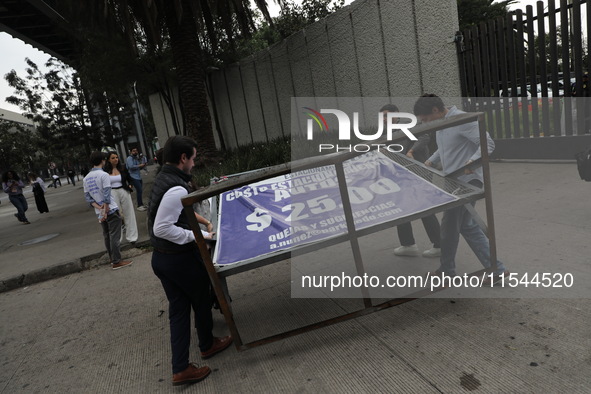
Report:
0,121,40,174
276,0,345,36
190,129,354,186
532,30,589,74
4,58,96,167
458,0,515,31
192,137,292,186
212,0,346,64
77,30,139,99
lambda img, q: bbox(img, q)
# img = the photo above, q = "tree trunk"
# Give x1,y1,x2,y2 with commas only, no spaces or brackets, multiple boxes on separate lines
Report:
164,0,219,165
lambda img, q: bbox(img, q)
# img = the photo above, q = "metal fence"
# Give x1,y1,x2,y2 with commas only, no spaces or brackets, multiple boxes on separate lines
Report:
457,0,591,139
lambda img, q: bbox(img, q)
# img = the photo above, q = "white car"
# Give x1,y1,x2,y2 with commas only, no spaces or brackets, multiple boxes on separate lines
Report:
497,85,556,107
535,83,556,98
498,87,531,106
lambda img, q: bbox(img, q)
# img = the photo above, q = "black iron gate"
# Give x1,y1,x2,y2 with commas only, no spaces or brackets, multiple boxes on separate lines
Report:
456,0,591,139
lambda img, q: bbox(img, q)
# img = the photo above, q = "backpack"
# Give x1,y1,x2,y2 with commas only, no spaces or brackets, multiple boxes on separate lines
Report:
575,146,591,181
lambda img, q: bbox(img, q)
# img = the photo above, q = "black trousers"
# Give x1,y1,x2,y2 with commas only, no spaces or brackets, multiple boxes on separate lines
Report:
395,150,440,248
397,214,441,248
152,248,214,374
33,190,49,213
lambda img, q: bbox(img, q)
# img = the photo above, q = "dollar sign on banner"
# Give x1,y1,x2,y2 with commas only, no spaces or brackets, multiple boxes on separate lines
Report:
246,208,272,232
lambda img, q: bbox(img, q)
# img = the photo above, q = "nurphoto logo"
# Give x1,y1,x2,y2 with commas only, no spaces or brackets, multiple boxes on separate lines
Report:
303,107,418,153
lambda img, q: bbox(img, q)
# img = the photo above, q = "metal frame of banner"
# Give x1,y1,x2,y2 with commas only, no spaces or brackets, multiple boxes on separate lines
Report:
181,112,498,351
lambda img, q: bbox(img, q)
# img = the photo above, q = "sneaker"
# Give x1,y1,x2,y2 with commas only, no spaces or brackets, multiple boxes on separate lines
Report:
172,363,211,386
393,244,420,257
112,260,133,270
23,221,31,225
136,206,147,212
422,247,441,258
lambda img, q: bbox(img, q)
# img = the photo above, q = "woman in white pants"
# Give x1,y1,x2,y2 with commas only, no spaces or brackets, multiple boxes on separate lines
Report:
104,151,139,244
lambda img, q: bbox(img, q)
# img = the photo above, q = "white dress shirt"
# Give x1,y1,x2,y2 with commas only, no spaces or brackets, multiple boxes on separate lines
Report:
153,186,196,245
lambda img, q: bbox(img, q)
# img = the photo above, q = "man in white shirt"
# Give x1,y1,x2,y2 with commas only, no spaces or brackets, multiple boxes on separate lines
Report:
83,152,132,270
148,136,231,386
415,94,508,282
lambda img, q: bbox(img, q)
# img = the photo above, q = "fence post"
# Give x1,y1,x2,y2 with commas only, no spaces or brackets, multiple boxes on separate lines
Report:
537,1,550,136
560,0,573,135
526,5,540,137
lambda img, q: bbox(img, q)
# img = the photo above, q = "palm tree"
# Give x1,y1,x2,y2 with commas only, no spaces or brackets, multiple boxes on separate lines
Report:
59,0,277,164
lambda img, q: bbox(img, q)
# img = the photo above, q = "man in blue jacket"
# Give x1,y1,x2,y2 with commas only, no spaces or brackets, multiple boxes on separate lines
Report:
126,147,147,211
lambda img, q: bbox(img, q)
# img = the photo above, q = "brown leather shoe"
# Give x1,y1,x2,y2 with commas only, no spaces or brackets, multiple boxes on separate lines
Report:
112,260,133,270
200,336,233,359
172,363,211,386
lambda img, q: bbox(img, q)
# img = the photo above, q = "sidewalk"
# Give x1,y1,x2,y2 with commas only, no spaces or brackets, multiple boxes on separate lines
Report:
0,162,590,393
0,169,155,292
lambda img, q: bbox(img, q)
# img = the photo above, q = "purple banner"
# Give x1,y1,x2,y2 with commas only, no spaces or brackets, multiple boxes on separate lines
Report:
214,151,457,265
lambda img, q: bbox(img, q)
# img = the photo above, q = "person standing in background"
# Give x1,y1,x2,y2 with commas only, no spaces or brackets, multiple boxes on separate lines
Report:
2,170,30,224
380,104,441,258
51,173,62,188
104,151,139,245
83,151,133,271
28,172,49,213
67,168,76,186
126,147,148,211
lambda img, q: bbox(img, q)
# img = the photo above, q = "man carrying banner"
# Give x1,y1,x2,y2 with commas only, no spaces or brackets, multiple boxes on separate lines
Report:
380,103,441,258
414,94,509,282
148,135,232,386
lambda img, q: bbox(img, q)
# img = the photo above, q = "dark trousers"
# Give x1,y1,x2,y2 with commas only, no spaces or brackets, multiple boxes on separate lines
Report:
438,178,506,275
397,214,441,248
130,178,144,206
33,190,49,213
9,194,29,222
100,211,122,264
152,249,214,374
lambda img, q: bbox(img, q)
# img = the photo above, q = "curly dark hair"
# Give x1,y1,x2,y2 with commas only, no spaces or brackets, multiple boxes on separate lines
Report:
103,151,124,174
2,170,20,183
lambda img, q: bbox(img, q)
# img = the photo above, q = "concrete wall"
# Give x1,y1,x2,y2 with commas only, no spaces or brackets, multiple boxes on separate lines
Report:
148,87,183,145
149,0,461,149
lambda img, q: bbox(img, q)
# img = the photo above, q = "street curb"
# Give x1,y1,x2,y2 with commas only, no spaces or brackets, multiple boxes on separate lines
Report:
0,240,153,294
492,158,576,164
